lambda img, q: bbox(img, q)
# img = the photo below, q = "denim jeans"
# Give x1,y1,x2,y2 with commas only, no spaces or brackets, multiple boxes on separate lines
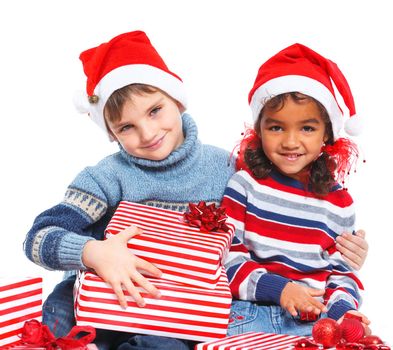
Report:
42,274,193,350
227,300,323,337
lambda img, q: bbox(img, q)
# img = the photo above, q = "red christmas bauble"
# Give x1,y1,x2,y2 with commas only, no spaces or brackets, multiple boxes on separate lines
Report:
312,318,342,348
359,335,383,346
293,338,319,349
340,318,365,343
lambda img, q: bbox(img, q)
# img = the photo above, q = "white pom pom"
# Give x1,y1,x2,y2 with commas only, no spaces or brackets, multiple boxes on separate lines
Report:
73,90,90,114
344,114,363,136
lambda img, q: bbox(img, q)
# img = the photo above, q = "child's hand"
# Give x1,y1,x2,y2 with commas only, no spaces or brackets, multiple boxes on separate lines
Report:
82,226,162,309
338,310,372,336
336,230,368,270
280,282,327,317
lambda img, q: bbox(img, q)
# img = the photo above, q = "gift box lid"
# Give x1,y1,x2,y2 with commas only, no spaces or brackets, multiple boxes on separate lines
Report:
105,201,234,289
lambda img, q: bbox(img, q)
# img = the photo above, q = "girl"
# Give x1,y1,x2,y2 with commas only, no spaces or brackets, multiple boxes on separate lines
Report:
222,43,370,337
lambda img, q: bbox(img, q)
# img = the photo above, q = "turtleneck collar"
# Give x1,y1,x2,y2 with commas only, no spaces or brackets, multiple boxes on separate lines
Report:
118,113,200,169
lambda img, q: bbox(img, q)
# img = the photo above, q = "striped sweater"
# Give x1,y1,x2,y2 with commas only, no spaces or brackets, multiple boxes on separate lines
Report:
222,169,363,320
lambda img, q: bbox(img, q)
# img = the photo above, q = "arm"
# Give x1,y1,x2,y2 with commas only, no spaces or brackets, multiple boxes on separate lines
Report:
323,194,364,320
24,168,161,307
336,230,368,270
222,173,326,315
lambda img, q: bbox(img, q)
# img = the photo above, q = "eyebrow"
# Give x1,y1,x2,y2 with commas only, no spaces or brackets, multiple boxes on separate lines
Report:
264,117,321,124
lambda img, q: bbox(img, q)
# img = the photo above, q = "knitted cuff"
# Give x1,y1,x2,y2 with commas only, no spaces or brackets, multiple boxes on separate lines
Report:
327,299,355,320
58,233,95,270
255,273,290,304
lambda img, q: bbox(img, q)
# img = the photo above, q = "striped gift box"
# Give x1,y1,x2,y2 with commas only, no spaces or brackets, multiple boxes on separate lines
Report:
105,201,234,289
195,331,305,350
74,269,232,342
0,277,42,348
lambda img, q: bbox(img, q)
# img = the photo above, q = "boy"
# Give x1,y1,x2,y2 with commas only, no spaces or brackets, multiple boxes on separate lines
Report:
24,32,368,349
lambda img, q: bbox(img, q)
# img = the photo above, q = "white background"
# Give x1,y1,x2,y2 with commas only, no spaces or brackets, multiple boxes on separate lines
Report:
1,0,392,343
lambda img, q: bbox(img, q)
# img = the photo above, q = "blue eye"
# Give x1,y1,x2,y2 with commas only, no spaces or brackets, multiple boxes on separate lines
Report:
120,124,133,133
151,106,161,115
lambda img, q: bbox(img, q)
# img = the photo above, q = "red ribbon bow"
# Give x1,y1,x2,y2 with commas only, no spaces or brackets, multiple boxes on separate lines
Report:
20,319,96,350
183,201,230,233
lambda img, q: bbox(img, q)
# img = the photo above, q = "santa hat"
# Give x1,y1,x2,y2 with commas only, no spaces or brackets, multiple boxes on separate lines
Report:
248,43,362,140
74,30,187,140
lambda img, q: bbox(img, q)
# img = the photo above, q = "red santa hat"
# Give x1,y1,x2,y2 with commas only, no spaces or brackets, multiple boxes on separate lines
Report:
74,30,187,140
248,43,362,140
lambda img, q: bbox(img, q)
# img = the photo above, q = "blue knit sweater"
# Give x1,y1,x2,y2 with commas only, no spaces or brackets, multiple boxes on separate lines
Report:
24,114,235,272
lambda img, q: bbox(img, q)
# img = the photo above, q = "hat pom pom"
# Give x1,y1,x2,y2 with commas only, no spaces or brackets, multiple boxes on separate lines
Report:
344,114,363,136
73,90,90,114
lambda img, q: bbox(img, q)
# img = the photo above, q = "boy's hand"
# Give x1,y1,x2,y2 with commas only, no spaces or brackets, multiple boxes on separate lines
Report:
338,310,372,336
82,226,162,309
336,230,368,270
280,282,327,317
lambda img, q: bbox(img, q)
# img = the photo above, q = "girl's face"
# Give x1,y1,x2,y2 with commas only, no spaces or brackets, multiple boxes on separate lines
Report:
259,96,328,181
107,90,184,161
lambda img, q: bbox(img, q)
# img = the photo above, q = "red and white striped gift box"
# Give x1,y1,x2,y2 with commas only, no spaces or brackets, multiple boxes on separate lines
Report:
0,277,42,348
195,331,305,350
105,201,234,289
74,269,232,342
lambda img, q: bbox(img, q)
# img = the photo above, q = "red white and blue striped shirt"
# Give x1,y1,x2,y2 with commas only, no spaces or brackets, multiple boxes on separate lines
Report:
222,169,363,320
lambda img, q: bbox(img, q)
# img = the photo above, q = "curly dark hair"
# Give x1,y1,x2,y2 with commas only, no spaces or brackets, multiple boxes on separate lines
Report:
244,92,336,196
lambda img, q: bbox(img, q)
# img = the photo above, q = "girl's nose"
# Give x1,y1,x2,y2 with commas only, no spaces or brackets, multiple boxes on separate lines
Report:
282,131,299,149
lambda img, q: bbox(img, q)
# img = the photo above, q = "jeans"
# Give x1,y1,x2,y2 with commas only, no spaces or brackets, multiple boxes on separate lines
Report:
42,275,193,350
227,300,323,337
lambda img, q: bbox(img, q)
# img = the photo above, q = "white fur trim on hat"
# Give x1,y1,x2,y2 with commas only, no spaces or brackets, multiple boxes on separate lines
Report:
344,114,362,136
250,75,343,140
75,64,187,141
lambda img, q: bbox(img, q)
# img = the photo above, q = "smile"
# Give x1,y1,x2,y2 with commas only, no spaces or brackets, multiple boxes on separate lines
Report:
280,153,304,161
142,134,166,150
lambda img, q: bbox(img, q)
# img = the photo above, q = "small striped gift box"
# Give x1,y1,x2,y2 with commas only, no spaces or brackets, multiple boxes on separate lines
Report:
105,201,234,289
195,332,305,350
74,269,232,342
0,277,42,348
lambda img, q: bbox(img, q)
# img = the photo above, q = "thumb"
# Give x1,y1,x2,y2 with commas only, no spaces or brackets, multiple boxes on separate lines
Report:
308,288,325,297
118,225,142,242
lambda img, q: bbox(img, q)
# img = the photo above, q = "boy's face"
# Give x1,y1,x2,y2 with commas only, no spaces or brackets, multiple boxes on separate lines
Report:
107,90,184,161
259,96,327,181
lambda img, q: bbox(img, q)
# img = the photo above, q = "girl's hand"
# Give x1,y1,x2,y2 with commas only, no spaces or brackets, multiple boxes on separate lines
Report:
336,230,368,270
280,282,327,317
338,310,372,336
82,226,162,309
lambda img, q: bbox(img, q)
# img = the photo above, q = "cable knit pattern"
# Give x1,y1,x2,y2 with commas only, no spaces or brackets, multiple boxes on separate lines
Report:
24,114,235,272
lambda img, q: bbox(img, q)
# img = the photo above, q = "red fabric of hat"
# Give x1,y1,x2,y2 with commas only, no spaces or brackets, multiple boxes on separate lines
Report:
248,43,361,139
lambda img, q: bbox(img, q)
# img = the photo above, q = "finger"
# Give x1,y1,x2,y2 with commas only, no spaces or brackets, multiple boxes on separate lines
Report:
135,257,162,278
338,232,368,253
307,297,327,313
111,283,128,309
286,305,298,317
122,279,146,308
308,288,325,297
355,229,366,239
119,225,143,242
131,271,161,299
340,250,361,270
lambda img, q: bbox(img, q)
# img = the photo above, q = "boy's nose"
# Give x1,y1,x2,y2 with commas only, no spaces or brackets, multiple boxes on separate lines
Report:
139,123,156,144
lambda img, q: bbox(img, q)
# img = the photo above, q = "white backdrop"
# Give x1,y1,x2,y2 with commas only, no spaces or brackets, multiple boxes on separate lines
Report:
1,0,392,343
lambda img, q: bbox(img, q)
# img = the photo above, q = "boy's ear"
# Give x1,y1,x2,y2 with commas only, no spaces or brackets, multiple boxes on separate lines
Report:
176,101,186,114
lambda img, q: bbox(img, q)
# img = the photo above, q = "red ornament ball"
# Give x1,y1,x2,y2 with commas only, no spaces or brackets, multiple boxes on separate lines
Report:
340,318,365,343
359,335,383,346
312,318,342,348
293,338,319,349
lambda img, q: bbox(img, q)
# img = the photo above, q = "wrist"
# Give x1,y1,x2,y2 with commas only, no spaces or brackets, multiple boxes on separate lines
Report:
82,239,100,269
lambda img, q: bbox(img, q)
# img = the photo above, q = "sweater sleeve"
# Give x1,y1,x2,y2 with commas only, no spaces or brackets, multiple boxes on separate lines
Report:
222,173,290,304
23,168,111,271
323,193,363,320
